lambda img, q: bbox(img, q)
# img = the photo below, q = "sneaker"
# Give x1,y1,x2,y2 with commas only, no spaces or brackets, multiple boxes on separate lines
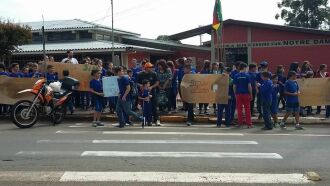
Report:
147,122,152,126
172,109,178,113
126,121,134,126
247,125,254,129
261,127,273,130
295,124,304,130
280,122,287,129
96,122,104,127
204,111,210,116
234,124,241,128
199,111,204,116
186,122,192,126
156,120,161,126
92,121,98,127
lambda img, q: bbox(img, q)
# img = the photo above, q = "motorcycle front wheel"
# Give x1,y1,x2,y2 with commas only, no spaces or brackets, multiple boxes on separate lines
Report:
11,100,38,128
50,106,66,125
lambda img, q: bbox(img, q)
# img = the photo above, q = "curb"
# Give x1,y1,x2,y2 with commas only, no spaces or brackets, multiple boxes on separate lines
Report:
63,114,330,125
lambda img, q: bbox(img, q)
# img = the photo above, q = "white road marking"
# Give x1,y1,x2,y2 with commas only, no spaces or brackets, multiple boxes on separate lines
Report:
247,133,330,137
81,151,283,159
37,140,257,145
0,171,311,184
60,172,310,184
15,151,82,156
102,131,244,136
56,130,90,134
92,140,258,144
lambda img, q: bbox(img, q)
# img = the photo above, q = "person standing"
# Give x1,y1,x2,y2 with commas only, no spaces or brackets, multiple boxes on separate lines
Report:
137,62,161,126
139,80,152,126
156,60,172,113
256,61,272,119
248,63,258,116
183,65,195,126
260,72,273,130
89,70,104,127
217,67,232,128
198,60,211,115
8,63,22,78
315,64,329,118
116,67,143,128
271,75,280,127
61,50,79,64
229,62,241,122
280,71,304,130
167,61,178,113
233,62,253,128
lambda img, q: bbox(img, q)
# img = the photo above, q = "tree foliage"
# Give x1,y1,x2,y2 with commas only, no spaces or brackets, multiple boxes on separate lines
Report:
0,19,32,56
275,0,330,29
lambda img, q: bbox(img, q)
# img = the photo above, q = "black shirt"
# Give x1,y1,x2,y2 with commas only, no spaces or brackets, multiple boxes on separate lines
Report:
137,71,159,86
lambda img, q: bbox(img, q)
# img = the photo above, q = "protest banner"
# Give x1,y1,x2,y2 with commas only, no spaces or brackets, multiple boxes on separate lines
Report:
0,76,36,105
102,76,119,97
180,74,229,104
297,78,330,106
44,62,98,91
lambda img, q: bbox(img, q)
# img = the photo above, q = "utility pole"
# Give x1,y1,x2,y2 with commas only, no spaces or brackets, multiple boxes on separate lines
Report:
42,15,46,62
111,0,115,65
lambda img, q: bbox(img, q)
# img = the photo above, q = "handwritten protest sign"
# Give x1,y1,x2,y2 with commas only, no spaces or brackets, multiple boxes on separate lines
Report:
180,74,229,104
0,76,36,105
43,62,99,91
102,76,119,97
297,78,330,106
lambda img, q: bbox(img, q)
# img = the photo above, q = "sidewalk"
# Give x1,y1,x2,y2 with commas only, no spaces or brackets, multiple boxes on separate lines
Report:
65,108,330,125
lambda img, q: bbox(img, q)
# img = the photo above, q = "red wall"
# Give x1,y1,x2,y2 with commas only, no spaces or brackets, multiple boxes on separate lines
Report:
223,25,248,43
127,52,149,68
252,45,330,72
175,49,211,71
251,27,329,42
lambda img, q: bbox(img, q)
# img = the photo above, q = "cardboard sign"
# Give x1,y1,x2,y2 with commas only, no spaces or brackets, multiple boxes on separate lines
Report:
297,78,330,106
180,74,229,104
44,62,99,91
0,76,36,105
103,76,119,97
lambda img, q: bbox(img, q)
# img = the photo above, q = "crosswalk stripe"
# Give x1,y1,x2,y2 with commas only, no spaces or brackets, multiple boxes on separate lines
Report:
15,151,283,159
0,171,311,184
36,140,258,145
59,172,310,184
102,131,244,136
81,151,283,159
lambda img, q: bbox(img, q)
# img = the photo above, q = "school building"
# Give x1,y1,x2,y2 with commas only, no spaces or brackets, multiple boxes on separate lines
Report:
168,19,330,71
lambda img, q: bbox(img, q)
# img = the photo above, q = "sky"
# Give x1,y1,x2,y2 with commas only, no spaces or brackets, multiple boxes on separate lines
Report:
0,0,285,45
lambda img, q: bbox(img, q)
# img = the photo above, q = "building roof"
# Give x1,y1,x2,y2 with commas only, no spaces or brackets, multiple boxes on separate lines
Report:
13,40,172,55
169,19,330,41
23,19,140,37
122,36,211,51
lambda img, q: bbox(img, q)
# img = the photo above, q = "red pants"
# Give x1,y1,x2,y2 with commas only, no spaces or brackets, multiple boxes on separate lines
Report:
235,94,252,126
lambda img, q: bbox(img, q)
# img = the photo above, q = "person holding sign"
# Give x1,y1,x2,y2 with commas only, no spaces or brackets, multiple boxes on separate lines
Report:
61,50,79,64
115,67,143,128
89,70,104,127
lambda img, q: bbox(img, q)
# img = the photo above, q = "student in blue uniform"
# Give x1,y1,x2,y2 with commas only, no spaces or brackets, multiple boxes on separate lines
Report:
21,67,31,78
248,63,257,116
8,63,22,78
184,65,195,126
199,60,211,115
217,67,233,128
139,80,152,126
89,70,104,127
280,71,304,130
256,61,272,119
229,62,241,122
44,65,58,84
29,63,42,78
260,72,273,130
271,75,280,127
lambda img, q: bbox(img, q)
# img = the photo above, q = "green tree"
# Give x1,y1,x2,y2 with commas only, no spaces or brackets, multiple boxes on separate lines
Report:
0,19,32,62
275,0,330,29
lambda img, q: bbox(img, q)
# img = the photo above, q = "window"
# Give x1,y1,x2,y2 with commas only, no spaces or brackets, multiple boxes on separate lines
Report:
47,32,76,41
32,33,42,42
79,31,92,40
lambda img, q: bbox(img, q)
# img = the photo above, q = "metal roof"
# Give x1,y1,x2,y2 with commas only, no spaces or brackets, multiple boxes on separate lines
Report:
122,36,211,51
23,19,140,36
169,19,330,41
13,40,172,54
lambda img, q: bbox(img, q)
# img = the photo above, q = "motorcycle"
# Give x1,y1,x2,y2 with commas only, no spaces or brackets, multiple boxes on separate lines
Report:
10,78,74,128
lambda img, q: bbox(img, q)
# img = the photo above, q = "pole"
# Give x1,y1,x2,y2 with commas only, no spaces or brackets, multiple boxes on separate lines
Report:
111,0,115,65
211,29,216,63
42,15,47,79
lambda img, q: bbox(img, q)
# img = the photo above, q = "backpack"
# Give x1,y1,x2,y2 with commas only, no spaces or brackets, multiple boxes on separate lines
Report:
129,80,138,97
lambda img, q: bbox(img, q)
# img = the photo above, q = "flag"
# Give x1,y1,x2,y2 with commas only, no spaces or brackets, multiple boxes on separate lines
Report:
212,0,223,31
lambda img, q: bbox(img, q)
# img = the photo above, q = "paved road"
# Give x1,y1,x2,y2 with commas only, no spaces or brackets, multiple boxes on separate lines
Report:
0,119,329,185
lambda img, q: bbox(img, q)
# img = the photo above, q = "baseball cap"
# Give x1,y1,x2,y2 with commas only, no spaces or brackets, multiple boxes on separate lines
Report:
260,61,268,67
144,62,154,68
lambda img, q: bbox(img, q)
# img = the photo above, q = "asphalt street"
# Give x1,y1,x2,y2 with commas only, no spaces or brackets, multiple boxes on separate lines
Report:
0,119,329,185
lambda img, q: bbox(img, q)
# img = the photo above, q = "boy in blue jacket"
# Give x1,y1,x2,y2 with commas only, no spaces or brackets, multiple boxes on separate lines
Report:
260,71,273,130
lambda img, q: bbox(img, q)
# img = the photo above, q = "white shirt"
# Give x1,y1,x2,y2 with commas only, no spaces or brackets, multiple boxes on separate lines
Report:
61,57,79,64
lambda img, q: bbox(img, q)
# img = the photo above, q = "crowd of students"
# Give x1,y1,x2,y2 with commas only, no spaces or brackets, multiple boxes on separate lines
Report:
0,51,329,130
